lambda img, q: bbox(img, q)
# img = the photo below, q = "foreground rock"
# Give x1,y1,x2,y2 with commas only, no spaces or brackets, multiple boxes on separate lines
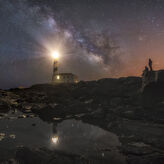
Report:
0,76,164,163
15,147,88,164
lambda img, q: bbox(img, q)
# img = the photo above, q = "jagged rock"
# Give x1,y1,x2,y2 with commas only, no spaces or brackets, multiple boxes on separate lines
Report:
0,100,10,113
127,153,164,164
0,77,163,163
110,97,122,107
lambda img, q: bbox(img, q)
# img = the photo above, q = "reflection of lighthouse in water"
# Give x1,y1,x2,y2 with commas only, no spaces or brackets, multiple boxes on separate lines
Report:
51,122,59,144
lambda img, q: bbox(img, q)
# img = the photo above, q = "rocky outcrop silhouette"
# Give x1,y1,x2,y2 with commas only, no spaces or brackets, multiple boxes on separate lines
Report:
0,76,164,164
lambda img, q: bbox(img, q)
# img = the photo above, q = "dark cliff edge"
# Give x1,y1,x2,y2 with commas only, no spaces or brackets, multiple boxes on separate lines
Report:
0,76,164,164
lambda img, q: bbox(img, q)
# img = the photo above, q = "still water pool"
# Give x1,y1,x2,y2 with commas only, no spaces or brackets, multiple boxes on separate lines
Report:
0,110,125,163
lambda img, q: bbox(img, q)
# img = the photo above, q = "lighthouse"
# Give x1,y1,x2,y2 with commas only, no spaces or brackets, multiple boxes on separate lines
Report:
52,51,59,81
51,51,78,84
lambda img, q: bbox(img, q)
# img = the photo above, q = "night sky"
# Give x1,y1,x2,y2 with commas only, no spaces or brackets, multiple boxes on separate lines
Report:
0,0,164,88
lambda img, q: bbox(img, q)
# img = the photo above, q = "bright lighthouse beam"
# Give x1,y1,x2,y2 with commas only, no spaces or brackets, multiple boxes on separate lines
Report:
52,51,59,60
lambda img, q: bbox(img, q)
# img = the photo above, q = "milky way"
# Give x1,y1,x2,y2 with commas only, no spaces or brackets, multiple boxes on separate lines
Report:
1,0,164,88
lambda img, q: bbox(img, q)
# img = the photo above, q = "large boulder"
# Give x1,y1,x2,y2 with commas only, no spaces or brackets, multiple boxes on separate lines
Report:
157,70,164,82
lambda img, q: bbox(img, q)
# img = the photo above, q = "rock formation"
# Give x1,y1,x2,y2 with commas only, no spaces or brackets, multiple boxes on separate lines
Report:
0,76,164,164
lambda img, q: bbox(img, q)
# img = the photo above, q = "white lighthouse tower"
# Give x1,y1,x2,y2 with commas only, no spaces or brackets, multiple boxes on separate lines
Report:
52,58,59,80
51,51,60,82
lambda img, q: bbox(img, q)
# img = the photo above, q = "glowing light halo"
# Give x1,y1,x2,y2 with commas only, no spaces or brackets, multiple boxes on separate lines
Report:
56,75,60,80
51,51,60,60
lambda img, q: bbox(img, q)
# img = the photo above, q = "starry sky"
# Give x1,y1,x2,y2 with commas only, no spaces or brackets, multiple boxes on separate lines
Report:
0,0,164,88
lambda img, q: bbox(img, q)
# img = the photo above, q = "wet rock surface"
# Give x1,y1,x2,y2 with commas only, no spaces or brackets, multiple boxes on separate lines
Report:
15,147,89,164
0,77,164,163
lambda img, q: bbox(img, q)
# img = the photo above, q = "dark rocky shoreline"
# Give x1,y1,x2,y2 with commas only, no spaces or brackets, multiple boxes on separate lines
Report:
0,77,164,164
